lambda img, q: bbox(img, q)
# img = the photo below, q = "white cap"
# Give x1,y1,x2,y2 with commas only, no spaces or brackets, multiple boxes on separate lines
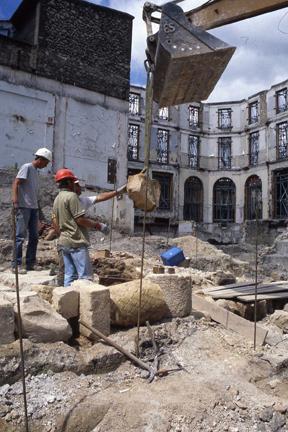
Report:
34,148,52,162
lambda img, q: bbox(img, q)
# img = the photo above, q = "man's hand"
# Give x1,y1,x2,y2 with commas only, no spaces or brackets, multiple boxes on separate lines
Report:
116,184,127,195
99,223,110,235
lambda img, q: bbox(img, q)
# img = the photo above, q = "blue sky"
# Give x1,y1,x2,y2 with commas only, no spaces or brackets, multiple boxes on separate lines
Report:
1,0,288,102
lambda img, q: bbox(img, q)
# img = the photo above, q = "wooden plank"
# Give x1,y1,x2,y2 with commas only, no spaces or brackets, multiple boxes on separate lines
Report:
210,283,288,299
192,294,267,345
203,281,256,295
187,0,288,30
239,292,288,302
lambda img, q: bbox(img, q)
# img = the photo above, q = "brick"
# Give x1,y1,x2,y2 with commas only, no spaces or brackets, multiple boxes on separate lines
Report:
0,295,15,345
52,287,79,319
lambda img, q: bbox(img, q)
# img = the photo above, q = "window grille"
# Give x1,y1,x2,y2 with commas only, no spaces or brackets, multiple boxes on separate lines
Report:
188,106,199,129
249,132,259,166
277,122,288,160
276,88,288,114
158,106,169,120
157,129,169,164
129,93,140,115
213,178,235,223
184,176,203,221
127,124,139,161
274,169,288,218
218,108,232,129
152,172,172,210
245,175,262,220
188,135,200,168
218,137,232,169
248,101,259,124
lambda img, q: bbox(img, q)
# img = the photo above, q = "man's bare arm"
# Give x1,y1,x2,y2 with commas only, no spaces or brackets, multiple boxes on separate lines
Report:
12,178,25,206
76,216,102,230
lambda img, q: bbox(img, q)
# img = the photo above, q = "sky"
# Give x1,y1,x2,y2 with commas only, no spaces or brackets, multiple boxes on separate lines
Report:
1,0,288,102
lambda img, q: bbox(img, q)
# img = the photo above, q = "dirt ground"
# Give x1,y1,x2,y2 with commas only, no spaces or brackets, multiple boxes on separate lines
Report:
1,169,288,431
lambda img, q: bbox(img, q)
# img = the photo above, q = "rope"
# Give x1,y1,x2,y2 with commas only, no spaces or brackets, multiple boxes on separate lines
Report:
12,207,29,432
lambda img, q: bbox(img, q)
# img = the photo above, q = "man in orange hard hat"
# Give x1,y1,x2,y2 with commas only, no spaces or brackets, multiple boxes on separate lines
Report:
52,169,126,286
12,147,52,273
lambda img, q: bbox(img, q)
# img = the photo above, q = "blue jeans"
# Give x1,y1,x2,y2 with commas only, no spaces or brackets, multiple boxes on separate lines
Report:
61,246,93,287
13,208,39,268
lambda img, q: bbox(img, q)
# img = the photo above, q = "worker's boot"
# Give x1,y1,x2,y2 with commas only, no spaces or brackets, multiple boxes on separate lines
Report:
12,266,27,275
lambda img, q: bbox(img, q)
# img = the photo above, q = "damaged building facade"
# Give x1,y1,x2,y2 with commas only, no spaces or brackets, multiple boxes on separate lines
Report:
0,0,134,230
128,81,288,240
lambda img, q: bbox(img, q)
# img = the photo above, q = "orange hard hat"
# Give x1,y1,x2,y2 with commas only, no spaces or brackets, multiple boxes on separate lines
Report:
55,168,77,182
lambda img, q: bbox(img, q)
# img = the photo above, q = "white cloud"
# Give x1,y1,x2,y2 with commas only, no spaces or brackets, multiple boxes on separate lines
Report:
88,1,288,103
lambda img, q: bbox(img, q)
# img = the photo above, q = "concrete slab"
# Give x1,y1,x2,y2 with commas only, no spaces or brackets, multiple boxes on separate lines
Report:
0,270,55,290
52,287,79,319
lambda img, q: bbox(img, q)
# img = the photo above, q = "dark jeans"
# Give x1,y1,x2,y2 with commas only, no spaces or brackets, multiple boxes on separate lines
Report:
13,208,39,268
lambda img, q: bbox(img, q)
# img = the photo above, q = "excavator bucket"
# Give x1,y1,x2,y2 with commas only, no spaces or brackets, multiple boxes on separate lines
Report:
147,3,236,107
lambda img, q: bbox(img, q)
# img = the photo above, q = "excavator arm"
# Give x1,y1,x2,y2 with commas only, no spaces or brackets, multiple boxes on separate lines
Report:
186,0,288,30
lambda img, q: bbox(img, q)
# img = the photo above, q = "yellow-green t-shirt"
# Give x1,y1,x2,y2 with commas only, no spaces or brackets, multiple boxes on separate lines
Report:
53,190,89,248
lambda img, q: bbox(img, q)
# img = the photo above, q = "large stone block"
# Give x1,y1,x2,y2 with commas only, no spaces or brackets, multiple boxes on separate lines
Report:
145,273,192,318
0,295,15,345
75,282,110,339
52,287,79,319
14,295,72,343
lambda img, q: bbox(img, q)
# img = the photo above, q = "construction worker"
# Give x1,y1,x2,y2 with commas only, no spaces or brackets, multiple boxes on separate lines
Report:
55,177,126,286
12,147,53,273
52,169,126,287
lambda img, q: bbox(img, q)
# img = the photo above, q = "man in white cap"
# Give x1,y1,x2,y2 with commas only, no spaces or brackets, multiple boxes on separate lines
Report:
12,147,52,273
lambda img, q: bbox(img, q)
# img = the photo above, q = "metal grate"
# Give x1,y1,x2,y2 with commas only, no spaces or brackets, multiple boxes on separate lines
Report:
152,172,172,210
128,124,140,161
218,137,231,169
249,131,259,166
213,177,235,223
276,88,288,114
218,108,232,129
277,122,288,160
274,169,288,218
184,176,203,221
188,135,200,168
157,129,169,164
249,101,259,124
245,175,262,220
129,93,140,115
188,105,199,129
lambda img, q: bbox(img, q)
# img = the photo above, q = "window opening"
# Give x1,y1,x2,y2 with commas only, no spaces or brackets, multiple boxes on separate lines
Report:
152,172,172,210
245,175,262,220
158,106,169,120
128,124,139,161
274,169,288,218
249,132,259,166
129,93,140,115
213,178,235,223
277,122,288,160
249,101,259,124
218,137,231,169
188,106,199,129
276,88,288,114
184,176,203,222
157,129,169,164
218,108,232,129
188,135,200,169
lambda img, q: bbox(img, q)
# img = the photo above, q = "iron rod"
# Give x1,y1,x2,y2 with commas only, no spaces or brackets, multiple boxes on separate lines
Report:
253,203,259,350
12,207,29,432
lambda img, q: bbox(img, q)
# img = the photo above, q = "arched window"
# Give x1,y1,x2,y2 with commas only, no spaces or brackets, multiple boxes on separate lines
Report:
184,176,203,222
245,175,262,220
213,178,235,223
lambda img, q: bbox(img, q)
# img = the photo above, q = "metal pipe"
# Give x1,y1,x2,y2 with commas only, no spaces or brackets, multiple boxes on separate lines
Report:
12,207,29,432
